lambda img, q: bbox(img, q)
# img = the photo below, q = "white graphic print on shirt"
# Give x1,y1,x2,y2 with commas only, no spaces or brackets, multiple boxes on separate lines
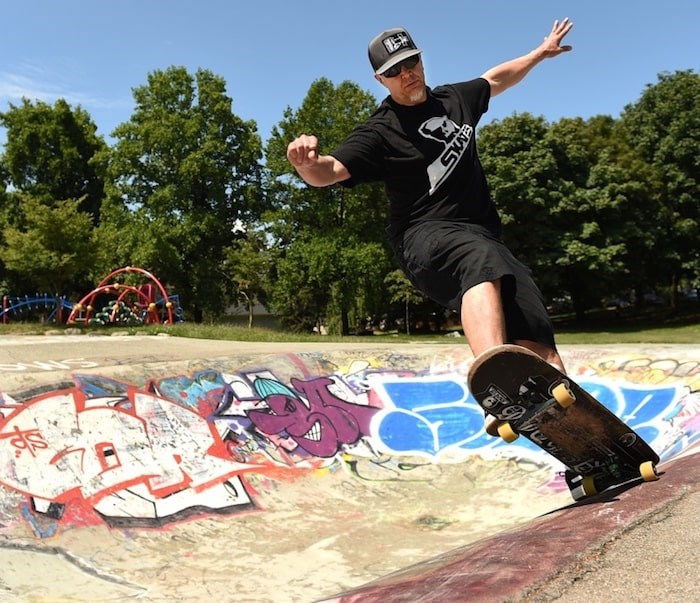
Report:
419,116,473,195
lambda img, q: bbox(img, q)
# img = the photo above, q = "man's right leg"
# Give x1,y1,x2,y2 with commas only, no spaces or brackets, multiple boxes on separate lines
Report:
461,280,507,436
460,279,507,357
461,279,566,371
513,339,566,373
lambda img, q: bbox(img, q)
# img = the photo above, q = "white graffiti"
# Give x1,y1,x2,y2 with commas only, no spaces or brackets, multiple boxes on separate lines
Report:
0,389,259,511
0,358,100,372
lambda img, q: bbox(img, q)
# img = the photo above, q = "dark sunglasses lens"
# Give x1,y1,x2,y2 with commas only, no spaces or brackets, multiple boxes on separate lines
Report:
403,55,420,69
383,55,420,77
383,64,401,78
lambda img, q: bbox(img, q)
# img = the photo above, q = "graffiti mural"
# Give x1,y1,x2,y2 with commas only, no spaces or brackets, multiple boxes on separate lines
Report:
0,349,698,537
0,385,259,531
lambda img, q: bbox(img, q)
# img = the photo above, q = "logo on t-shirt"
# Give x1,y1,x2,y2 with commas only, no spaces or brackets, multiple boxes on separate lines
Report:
419,117,473,195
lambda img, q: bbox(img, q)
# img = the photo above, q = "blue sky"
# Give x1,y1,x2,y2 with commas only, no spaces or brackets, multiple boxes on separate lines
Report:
1,0,698,146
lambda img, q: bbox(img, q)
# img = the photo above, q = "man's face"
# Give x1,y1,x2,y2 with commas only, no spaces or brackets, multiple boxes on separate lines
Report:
375,54,427,106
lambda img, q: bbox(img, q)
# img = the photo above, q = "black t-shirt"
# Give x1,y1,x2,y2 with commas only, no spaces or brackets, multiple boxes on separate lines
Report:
331,78,500,239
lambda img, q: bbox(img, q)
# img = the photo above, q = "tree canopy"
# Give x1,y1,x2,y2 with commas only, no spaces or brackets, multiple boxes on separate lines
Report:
0,98,107,221
0,194,94,293
620,70,700,305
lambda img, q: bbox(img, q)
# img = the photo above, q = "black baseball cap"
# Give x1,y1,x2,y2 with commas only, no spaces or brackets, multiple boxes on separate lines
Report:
368,28,421,75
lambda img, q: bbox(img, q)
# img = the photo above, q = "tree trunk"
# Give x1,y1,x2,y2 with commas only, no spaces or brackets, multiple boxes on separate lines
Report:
341,309,350,336
239,290,253,329
193,305,203,323
669,274,678,312
405,298,411,335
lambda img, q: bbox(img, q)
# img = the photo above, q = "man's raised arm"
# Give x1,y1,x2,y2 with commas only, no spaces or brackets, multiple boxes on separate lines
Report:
481,17,573,97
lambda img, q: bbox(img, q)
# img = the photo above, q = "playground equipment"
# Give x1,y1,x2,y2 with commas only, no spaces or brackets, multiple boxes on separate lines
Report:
1,293,73,324
67,267,183,326
1,267,183,326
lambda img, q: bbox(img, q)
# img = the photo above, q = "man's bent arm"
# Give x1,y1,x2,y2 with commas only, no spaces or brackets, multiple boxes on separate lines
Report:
294,154,350,187
287,134,350,187
481,17,573,97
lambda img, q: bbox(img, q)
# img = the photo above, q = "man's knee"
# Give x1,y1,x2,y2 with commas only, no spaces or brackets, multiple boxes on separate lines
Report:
462,279,502,302
514,339,565,373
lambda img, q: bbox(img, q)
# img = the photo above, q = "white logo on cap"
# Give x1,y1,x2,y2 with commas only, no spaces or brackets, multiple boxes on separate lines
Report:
383,32,411,54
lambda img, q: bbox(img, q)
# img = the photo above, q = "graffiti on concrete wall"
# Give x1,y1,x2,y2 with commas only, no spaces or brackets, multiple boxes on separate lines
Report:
0,351,697,537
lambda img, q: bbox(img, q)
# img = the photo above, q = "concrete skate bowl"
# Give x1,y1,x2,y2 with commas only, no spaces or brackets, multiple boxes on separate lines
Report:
0,344,697,602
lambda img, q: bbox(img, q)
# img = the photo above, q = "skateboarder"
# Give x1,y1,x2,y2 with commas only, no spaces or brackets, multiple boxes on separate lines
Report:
287,19,573,372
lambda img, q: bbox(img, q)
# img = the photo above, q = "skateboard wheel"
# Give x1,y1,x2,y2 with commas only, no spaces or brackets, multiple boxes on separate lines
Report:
571,475,598,501
497,422,519,443
581,476,597,496
639,460,660,482
485,416,501,438
552,382,576,408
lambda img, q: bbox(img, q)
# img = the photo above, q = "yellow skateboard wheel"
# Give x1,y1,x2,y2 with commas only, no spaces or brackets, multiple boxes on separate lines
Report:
639,460,660,482
581,476,597,497
497,422,519,443
552,382,576,408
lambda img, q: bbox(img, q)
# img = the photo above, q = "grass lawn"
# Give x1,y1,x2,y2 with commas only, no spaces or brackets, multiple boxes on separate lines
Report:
554,322,700,344
2,305,698,345
552,306,700,344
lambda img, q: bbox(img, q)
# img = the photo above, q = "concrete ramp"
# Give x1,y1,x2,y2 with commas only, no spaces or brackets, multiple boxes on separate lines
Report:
321,450,699,603
0,338,697,602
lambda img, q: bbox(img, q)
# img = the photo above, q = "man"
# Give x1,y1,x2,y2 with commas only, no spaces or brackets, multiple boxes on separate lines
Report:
287,19,573,372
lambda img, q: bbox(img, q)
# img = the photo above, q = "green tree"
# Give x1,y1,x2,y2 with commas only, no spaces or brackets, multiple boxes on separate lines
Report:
264,78,392,334
0,194,94,293
384,269,426,335
92,194,183,285
478,114,559,266
270,236,341,333
222,228,271,328
619,70,700,306
478,114,572,310
0,98,107,221
545,116,662,318
0,163,9,293
266,78,388,242
268,233,389,334
102,66,264,321
479,113,662,321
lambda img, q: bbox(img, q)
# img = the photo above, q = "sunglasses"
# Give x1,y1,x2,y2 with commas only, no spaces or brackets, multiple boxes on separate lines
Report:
381,54,420,78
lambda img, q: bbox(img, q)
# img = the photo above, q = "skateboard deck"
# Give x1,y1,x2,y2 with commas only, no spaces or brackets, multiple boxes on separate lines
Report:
467,344,660,500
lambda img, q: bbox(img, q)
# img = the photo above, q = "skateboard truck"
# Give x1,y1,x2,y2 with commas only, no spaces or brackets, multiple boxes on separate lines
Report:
565,461,660,501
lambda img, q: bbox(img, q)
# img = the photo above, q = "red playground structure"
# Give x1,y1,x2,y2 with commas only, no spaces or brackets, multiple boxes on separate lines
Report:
67,266,180,326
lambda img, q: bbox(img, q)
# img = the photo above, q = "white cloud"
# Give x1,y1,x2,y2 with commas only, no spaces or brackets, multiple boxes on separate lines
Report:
0,72,62,103
0,63,130,110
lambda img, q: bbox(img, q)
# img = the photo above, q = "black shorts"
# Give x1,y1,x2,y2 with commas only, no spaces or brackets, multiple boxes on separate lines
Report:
393,221,556,347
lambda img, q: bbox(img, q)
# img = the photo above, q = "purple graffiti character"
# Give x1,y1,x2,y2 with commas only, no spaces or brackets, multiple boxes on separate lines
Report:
248,377,378,458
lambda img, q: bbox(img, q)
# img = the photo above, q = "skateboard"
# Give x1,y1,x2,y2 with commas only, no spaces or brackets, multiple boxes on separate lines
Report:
467,344,660,501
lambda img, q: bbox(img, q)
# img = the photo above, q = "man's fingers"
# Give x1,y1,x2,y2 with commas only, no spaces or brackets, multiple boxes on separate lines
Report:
288,135,319,166
544,17,573,52
556,17,573,37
